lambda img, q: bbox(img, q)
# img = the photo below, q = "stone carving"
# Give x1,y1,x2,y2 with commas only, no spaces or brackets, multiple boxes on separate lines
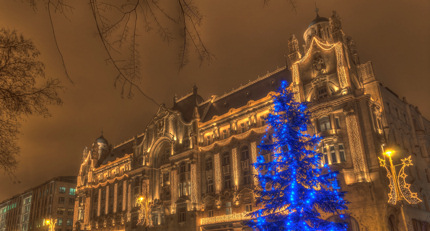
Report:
215,195,222,209
233,191,240,206
329,11,342,32
345,114,369,182
313,52,327,75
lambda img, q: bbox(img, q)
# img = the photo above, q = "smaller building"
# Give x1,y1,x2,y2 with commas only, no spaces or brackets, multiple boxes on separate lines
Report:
0,176,76,231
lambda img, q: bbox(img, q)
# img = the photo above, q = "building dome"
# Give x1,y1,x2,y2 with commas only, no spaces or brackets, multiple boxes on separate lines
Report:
308,14,329,28
96,135,108,145
303,12,331,46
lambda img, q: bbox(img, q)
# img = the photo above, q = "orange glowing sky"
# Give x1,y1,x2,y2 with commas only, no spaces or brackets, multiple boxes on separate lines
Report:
0,0,429,201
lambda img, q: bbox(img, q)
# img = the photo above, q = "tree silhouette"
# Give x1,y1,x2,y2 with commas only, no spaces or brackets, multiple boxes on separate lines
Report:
0,29,62,177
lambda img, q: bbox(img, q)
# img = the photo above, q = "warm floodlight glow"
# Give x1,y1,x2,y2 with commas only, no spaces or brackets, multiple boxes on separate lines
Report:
384,150,394,157
45,219,50,225
138,196,144,202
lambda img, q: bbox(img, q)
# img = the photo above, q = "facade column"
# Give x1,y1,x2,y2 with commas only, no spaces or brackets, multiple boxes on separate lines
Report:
191,161,198,207
345,112,369,182
122,181,127,212
232,148,239,188
214,153,221,193
127,183,131,222
84,197,91,226
97,188,101,216
105,186,109,215
113,183,118,213
251,142,258,185
171,166,178,214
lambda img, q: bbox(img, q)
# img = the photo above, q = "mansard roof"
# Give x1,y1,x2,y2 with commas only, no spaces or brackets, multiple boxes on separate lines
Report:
97,135,144,167
197,67,291,123
172,91,204,123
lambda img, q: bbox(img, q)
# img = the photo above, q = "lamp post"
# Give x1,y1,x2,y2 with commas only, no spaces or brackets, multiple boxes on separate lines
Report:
379,149,422,231
378,149,421,205
137,195,150,228
44,218,57,231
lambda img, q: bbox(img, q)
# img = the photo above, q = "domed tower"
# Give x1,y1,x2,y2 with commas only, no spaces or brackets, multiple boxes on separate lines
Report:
95,132,108,159
303,9,331,48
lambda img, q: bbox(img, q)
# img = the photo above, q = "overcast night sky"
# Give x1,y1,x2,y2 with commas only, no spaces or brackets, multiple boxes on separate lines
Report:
0,0,429,201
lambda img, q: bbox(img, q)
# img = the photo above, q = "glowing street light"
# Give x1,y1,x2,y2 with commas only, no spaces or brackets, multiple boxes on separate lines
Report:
43,218,57,231
378,149,421,205
136,195,150,227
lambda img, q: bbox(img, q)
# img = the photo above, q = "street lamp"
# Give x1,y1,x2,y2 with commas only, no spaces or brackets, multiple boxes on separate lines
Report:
378,149,422,205
43,218,57,231
136,195,150,227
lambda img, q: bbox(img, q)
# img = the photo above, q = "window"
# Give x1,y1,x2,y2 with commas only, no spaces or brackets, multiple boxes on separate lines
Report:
241,146,249,161
260,115,266,126
207,177,214,193
69,198,74,205
240,123,246,133
318,117,331,132
317,86,328,99
208,210,213,217
205,158,213,171
224,175,231,189
66,219,72,226
179,162,190,197
59,187,66,194
205,135,213,145
241,146,251,185
225,202,232,215
245,204,253,212
339,144,346,162
330,146,337,164
68,188,75,196
322,147,328,165
178,208,186,222
57,218,63,226
58,197,65,204
57,208,65,215
67,208,73,216
222,152,231,189
222,129,228,139
222,152,230,166
335,117,340,129
163,172,170,185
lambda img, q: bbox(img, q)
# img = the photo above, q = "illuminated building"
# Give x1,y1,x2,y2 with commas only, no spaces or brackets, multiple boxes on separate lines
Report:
74,11,430,231
0,176,76,231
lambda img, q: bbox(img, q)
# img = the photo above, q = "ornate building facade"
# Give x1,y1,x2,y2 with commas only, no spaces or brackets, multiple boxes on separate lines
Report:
74,11,430,231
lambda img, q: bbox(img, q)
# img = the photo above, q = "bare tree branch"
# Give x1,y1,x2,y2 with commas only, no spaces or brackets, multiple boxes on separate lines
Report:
0,29,62,176
47,0,74,84
90,0,160,106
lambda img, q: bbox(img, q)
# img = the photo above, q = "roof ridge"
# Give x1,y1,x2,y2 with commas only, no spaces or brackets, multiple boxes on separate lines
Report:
212,66,286,103
112,133,145,150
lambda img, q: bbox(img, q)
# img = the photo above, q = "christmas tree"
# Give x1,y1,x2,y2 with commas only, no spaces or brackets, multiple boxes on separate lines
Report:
248,81,349,231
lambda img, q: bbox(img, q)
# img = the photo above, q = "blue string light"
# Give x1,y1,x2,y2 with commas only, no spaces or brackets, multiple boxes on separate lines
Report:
247,81,349,231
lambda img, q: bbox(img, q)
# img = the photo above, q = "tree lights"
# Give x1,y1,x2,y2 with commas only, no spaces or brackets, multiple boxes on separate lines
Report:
248,81,348,230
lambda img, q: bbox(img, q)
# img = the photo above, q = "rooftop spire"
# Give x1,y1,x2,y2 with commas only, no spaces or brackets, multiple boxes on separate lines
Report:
315,2,319,17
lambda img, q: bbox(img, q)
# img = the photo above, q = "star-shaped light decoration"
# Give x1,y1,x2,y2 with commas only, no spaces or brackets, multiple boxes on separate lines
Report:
379,150,422,205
